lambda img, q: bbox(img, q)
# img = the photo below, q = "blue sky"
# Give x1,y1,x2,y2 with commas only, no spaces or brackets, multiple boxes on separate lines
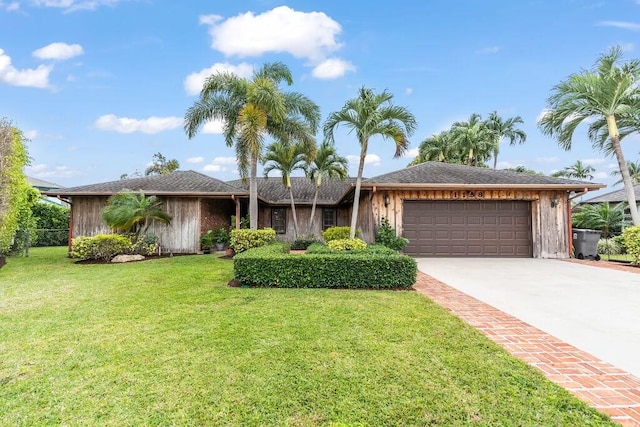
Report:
2,0,640,195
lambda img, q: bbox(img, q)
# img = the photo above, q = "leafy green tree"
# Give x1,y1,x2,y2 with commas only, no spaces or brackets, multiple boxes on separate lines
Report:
485,111,526,169
539,46,640,225
262,140,308,238
306,141,348,234
145,152,179,176
31,203,70,246
0,119,36,256
612,160,640,185
324,87,417,238
451,113,495,166
102,191,172,242
184,62,320,229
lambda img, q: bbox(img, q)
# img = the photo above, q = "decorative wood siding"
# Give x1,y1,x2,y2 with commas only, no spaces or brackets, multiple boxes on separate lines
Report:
258,204,351,241
70,196,205,254
361,188,570,259
71,196,111,237
148,198,200,253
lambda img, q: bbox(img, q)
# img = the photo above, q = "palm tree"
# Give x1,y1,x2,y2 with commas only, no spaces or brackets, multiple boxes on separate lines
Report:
410,131,463,165
184,62,320,229
556,160,596,180
451,113,495,166
324,87,417,238
262,140,308,238
102,191,172,242
538,46,640,225
485,111,526,169
612,160,640,185
573,202,626,239
306,141,348,234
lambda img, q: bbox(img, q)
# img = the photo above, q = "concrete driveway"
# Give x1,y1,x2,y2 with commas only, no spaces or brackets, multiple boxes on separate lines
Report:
415,258,640,378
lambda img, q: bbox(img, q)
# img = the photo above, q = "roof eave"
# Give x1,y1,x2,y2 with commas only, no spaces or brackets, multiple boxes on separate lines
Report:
43,191,248,197
359,183,605,191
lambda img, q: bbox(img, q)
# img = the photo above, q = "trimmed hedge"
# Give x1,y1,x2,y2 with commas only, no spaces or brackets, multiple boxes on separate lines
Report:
327,238,367,251
233,244,417,289
71,234,132,261
622,226,640,264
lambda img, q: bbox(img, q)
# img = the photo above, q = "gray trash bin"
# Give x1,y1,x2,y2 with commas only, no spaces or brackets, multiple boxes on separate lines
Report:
572,228,601,260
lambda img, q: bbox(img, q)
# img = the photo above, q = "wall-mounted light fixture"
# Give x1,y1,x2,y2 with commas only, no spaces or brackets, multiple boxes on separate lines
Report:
551,194,559,208
384,194,391,207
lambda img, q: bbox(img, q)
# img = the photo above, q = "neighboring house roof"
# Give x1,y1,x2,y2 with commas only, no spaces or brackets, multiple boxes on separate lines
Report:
43,170,247,196
228,177,357,205
582,185,639,204
27,176,63,190
362,162,604,190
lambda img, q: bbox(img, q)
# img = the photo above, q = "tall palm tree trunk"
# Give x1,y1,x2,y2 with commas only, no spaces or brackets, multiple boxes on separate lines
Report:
492,147,499,169
308,180,320,235
288,184,299,238
349,142,367,239
249,155,259,229
609,126,640,225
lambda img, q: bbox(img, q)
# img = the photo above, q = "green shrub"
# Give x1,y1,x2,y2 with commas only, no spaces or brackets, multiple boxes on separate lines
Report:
322,226,358,242
306,242,395,255
375,217,409,251
611,235,626,254
229,228,276,253
597,238,622,256
234,246,417,289
291,237,321,250
31,203,70,247
327,238,367,252
129,233,159,256
71,234,132,261
622,226,640,264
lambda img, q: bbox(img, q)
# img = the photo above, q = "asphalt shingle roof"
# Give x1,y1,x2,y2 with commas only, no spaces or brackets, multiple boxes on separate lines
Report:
228,177,357,205
582,185,640,204
27,176,63,189
44,170,247,196
364,161,601,188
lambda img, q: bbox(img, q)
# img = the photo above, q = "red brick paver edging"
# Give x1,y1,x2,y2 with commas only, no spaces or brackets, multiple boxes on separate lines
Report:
564,258,640,275
413,272,640,426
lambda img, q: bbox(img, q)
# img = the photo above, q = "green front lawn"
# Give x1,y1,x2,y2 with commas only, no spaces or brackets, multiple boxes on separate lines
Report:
0,247,613,426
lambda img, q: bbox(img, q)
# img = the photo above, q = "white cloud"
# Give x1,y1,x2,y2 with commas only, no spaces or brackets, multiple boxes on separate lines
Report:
202,119,224,134
94,114,182,134
606,163,618,170
347,153,381,167
202,156,237,173
593,171,609,179
0,1,20,11
476,46,500,55
535,156,559,164
0,48,52,88
212,156,237,165
202,6,343,62
30,0,125,12
404,147,419,158
497,161,523,169
26,163,82,178
24,130,38,139
311,58,355,79
184,62,253,95
581,158,606,165
33,42,84,60
405,87,414,96
186,156,204,164
598,21,640,31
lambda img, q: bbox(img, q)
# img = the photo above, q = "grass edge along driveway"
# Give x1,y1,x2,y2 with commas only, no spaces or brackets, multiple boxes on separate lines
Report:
0,247,614,426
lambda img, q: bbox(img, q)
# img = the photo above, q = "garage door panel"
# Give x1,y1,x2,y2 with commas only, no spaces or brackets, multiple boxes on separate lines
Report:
404,200,532,257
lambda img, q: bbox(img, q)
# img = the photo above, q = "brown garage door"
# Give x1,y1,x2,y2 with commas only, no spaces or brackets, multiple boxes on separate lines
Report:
403,200,532,257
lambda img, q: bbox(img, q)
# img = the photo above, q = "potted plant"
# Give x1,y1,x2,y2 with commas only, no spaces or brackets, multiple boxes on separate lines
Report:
212,226,230,251
200,230,214,254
